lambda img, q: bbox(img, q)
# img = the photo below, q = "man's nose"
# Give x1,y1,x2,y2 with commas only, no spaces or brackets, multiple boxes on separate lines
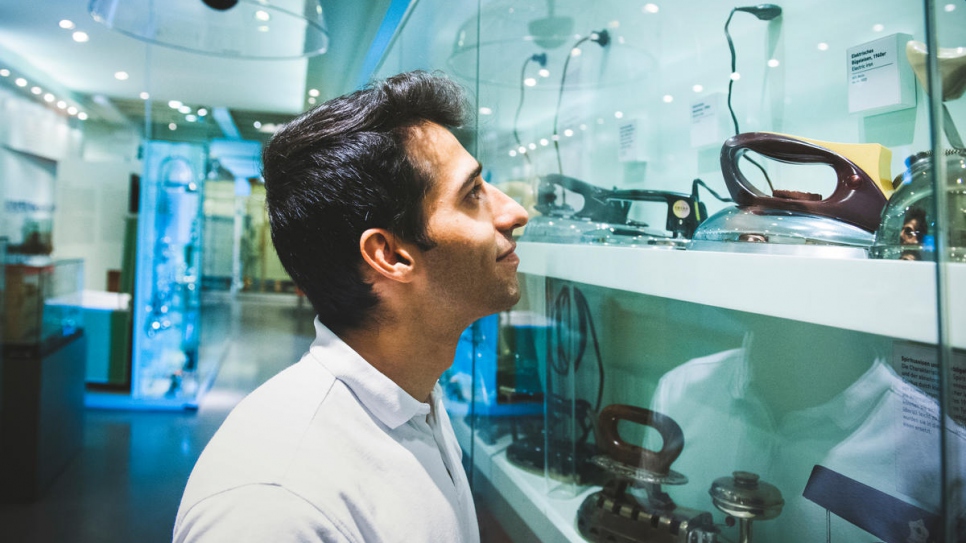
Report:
490,185,529,232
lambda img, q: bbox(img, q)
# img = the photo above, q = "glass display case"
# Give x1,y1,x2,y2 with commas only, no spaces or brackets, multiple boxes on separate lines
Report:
1,258,84,353
130,141,207,405
377,0,965,542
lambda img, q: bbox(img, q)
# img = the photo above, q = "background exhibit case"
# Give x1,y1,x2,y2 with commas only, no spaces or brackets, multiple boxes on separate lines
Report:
376,0,966,542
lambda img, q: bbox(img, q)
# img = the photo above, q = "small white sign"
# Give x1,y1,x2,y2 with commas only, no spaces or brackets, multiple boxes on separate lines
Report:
690,93,729,148
847,33,916,114
618,119,648,163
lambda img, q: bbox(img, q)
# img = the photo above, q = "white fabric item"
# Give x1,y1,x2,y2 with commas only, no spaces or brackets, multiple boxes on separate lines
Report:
647,347,960,543
173,318,480,543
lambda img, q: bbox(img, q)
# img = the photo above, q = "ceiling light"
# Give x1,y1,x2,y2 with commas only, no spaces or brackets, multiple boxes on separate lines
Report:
945,4,956,12
139,91,150,100
307,97,317,104
72,31,89,43
524,77,537,87
308,88,320,97
169,123,177,130
67,106,78,115
0,69,9,77
89,0,329,59
538,68,550,78
197,108,208,116
30,86,42,95
517,146,527,154
114,71,129,80
643,3,660,14
817,42,829,51
78,112,88,120
479,107,492,115
528,143,537,150
59,20,75,30
563,128,574,137
872,24,884,32
767,58,780,68
692,84,704,93
663,94,674,103
570,47,582,57
186,114,197,122
253,121,262,129
540,138,549,146
56,100,67,109
730,72,741,81
179,105,191,114
509,150,517,157
44,93,55,102
15,78,27,87
168,100,183,109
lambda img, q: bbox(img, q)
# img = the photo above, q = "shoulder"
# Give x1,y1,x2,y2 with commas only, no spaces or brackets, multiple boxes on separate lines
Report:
173,484,356,543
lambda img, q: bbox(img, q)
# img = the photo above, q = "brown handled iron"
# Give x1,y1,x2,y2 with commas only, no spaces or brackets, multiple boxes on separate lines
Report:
596,404,684,477
720,132,888,232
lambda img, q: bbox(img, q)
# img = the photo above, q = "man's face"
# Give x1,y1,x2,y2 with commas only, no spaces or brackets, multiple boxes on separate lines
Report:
408,123,529,321
901,217,923,245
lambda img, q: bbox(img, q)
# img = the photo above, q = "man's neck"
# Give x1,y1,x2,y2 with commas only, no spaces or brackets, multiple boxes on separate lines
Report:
338,313,467,403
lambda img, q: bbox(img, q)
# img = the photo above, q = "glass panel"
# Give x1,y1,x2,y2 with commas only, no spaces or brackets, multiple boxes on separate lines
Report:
379,0,965,541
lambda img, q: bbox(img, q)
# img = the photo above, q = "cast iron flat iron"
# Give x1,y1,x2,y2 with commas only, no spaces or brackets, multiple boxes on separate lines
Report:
691,132,891,258
576,404,719,543
523,174,706,247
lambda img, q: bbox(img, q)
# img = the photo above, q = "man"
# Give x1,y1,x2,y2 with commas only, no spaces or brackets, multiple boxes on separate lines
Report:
173,70,528,542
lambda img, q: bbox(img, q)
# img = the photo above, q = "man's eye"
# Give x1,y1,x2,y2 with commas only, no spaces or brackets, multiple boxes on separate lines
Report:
468,183,483,199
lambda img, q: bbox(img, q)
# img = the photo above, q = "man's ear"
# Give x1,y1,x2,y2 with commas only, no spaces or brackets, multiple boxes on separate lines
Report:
359,228,416,283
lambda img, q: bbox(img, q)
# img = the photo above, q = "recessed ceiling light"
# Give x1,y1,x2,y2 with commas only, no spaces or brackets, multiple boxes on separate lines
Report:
78,112,88,120
563,129,574,137
479,107,492,115
730,72,741,81
30,86,42,95
139,91,150,100
817,42,829,51
179,105,191,114
114,71,129,80
0,69,9,77
72,31,89,43
197,108,208,116
169,123,177,131
56,100,67,109
253,121,262,129
44,93,55,103
692,84,704,93
872,24,884,32
767,58,780,68
67,106,78,115
539,68,550,78
254,10,270,21
524,77,536,87
308,97,317,104
168,100,183,109
662,94,674,103
185,114,197,122
15,78,27,87
257,26,269,32
308,88,320,97
643,3,659,14
59,20,75,30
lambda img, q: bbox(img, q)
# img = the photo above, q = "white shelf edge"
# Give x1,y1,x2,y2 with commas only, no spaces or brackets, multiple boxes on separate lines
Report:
518,242,965,349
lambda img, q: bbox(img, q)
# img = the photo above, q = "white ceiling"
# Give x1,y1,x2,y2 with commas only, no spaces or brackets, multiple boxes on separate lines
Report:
0,0,393,129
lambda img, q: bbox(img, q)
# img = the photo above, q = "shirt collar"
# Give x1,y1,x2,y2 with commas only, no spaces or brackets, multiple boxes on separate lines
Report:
308,318,431,429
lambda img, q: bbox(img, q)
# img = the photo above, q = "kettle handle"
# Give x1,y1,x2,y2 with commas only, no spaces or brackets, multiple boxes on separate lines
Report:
720,132,887,232
596,404,684,476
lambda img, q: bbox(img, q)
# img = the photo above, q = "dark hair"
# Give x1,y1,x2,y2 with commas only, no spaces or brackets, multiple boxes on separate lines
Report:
262,70,468,333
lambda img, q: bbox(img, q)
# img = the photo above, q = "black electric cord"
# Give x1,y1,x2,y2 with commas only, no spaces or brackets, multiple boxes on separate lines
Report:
691,178,733,223
550,285,605,414
513,54,547,166
724,6,778,193
553,29,610,176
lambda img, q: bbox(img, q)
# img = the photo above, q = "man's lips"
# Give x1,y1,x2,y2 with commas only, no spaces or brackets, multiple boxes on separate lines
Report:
497,244,518,262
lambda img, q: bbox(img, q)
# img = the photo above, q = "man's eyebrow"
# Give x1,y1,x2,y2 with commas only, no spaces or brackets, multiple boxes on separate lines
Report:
458,162,483,193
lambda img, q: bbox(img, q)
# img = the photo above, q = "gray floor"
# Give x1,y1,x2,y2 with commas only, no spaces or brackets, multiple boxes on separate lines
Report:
0,293,316,543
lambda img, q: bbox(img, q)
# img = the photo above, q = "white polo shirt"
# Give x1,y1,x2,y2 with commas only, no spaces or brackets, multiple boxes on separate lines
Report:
173,319,480,543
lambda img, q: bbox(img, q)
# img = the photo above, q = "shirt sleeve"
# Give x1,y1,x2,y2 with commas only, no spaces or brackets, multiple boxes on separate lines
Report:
173,484,356,543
